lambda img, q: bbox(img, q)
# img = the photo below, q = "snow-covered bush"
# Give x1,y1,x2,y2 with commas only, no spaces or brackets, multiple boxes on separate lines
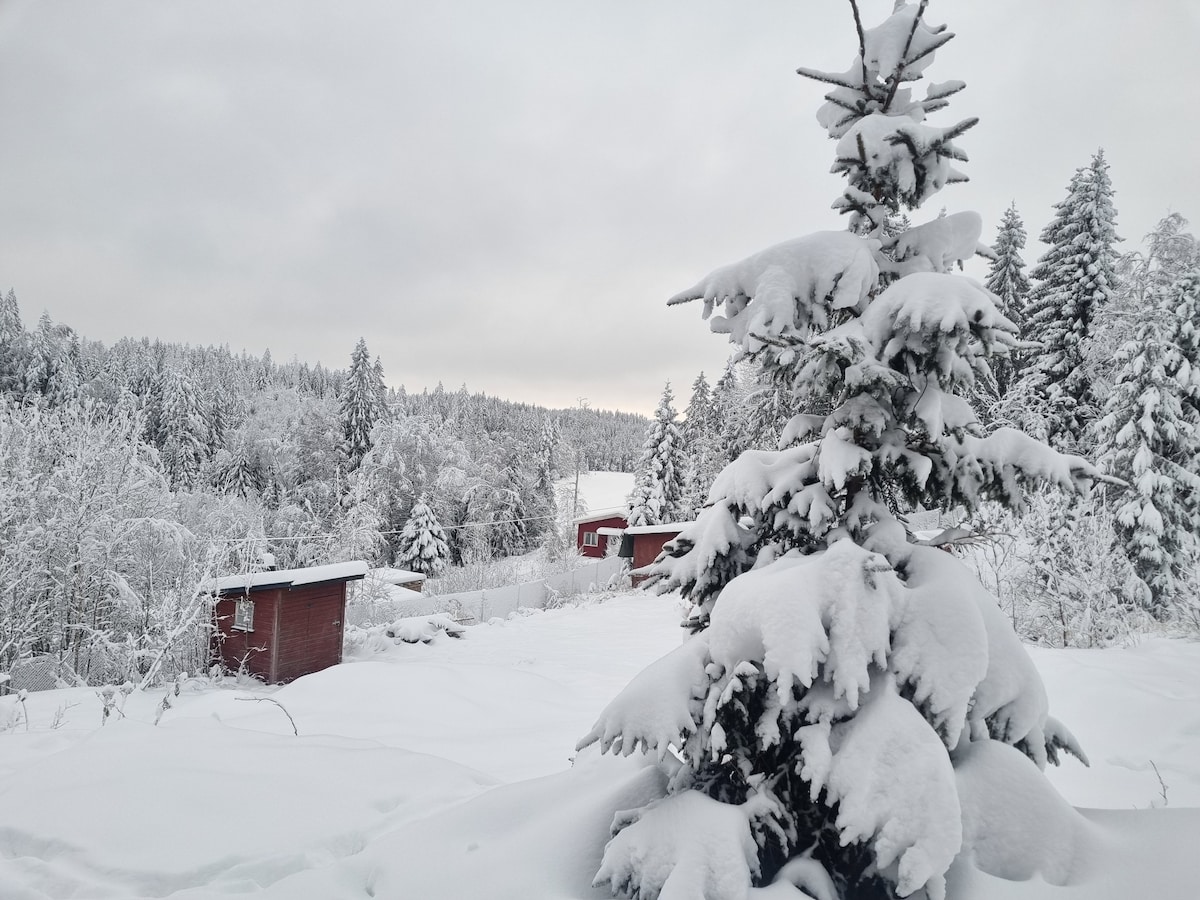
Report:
579,5,1100,898
956,497,1157,648
345,614,465,655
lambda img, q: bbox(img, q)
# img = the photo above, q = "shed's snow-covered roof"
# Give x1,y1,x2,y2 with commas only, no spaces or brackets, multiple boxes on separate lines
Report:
625,523,691,535
573,509,629,526
368,567,426,586
201,561,369,596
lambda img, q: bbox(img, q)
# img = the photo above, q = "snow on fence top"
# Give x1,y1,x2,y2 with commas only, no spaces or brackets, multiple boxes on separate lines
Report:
367,567,425,586
200,561,369,596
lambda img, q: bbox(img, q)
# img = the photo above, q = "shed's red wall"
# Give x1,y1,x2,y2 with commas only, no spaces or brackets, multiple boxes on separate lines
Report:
631,531,682,586
213,589,282,681
576,515,628,558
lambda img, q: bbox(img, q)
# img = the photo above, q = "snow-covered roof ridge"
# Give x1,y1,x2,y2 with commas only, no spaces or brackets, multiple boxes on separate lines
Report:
201,561,369,596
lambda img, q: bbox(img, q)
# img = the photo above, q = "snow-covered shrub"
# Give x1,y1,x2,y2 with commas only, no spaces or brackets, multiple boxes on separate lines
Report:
345,615,465,655
957,497,1155,648
580,5,1100,898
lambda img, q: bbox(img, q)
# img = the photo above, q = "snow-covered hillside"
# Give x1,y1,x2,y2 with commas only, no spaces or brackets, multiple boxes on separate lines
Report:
0,592,1196,899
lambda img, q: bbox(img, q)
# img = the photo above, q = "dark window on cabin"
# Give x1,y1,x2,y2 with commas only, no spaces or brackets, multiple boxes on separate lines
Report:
233,599,255,631
583,531,599,547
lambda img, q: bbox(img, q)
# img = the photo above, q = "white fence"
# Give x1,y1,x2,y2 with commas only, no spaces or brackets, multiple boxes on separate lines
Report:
345,556,629,627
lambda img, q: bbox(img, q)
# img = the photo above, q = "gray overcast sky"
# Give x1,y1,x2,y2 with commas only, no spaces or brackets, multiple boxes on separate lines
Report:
1,1,1197,417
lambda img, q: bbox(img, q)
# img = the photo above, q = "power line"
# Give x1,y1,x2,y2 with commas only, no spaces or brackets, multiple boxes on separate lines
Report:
199,512,563,544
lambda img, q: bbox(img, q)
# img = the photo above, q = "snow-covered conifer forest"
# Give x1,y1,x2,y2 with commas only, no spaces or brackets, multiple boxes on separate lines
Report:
1,1,1199,898
0,317,654,681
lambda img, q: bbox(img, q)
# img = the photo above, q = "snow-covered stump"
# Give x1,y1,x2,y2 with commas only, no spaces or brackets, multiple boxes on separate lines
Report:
580,3,1104,898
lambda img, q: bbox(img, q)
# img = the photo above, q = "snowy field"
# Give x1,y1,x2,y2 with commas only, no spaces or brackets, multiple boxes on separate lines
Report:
0,591,1197,899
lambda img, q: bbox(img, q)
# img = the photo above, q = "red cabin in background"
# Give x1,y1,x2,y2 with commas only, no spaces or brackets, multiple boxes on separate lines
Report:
205,561,367,684
575,510,628,558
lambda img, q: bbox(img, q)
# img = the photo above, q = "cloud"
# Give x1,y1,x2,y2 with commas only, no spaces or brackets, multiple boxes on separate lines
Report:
1,0,1196,416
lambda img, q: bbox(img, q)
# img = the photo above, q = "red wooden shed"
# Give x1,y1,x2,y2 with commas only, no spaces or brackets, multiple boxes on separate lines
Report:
204,561,368,684
625,523,690,586
574,510,629,558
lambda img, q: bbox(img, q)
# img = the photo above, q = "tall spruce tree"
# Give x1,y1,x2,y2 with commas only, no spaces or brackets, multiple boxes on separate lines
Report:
340,338,378,467
627,383,688,527
371,355,389,422
985,203,1031,397
1024,151,1120,449
712,359,751,462
681,372,725,517
23,312,79,407
159,368,207,490
0,288,27,397
580,6,1101,899
1097,266,1200,615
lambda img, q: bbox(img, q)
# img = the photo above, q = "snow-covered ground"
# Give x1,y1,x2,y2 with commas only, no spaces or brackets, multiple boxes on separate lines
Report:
0,592,1196,899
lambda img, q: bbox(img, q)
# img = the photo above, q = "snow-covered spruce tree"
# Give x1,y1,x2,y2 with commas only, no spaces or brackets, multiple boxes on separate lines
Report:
984,203,1030,398
579,6,1100,899
340,337,378,468
1096,268,1200,616
713,359,753,463
159,368,208,490
396,495,450,576
371,355,388,416
681,372,728,518
1023,151,1120,450
23,311,80,408
627,382,688,527
0,288,28,398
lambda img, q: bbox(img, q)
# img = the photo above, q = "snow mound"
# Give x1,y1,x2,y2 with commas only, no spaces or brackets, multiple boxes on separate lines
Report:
954,739,1098,885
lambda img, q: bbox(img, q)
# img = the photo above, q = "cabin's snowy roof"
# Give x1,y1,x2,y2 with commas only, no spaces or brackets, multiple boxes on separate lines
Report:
201,561,369,596
367,567,425,586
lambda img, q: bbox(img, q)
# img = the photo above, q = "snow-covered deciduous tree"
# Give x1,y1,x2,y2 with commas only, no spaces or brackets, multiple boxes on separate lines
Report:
1023,151,1120,450
627,383,688,527
396,496,450,576
340,338,379,468
984,203,1030,398
579,6,1101,899
1096,267,1200,615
